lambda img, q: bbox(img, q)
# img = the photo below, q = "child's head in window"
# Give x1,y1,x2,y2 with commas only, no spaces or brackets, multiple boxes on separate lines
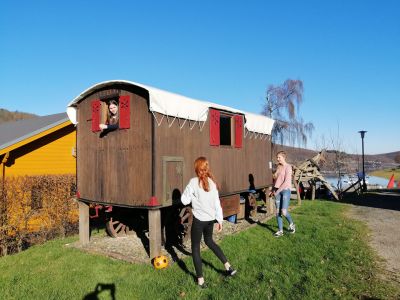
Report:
107,100,119,125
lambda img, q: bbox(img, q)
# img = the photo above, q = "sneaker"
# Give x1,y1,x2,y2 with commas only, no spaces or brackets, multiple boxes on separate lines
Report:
274,230,284,237
226,267,237,276
198,282,208,289
289,223,296,234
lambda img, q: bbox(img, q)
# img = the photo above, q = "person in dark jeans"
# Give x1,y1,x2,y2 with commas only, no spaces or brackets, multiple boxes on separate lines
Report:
181,157,237,288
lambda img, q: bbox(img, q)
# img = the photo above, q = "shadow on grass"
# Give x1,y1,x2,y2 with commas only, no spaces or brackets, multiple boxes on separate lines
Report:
164,244,196,280
165,244,229,281
202,259,226,276
83,283,116,300
340,190,400,211
256,222,276,233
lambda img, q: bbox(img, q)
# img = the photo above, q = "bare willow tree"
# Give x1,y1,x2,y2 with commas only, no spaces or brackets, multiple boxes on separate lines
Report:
263,79,314,147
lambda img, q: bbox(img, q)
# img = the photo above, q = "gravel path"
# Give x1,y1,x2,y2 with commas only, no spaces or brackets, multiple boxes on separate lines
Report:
347,191,400,284
68,206,276,265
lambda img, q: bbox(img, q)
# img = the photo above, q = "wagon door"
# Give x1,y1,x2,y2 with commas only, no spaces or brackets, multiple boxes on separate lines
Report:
162,156,184,206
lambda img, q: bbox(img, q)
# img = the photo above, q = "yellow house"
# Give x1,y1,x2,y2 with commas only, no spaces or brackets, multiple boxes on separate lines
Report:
0,113,76,178
0,113,77,234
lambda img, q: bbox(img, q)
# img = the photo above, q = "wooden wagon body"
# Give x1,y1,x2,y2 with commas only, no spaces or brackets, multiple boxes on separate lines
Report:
66,80,275,258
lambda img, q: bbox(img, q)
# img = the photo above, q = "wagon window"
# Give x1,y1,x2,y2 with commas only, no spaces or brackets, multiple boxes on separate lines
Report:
99,95,130,130
220,115,232,146
100,99,119,127
209,109,242,148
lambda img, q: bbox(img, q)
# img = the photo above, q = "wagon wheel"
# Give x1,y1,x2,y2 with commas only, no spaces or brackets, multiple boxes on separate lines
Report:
179,206,193,246
106,217,133,237
247,193,258,219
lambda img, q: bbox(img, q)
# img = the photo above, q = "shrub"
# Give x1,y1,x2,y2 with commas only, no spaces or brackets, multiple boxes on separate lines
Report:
0,174,78,256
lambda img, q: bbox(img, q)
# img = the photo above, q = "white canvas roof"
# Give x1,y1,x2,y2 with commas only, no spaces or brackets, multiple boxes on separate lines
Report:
66,80,275,135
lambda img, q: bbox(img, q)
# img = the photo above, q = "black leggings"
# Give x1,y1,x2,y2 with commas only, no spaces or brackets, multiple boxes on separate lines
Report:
191,217,227,278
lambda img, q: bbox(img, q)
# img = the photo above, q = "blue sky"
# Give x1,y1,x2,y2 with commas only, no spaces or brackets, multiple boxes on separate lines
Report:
1,0,399,154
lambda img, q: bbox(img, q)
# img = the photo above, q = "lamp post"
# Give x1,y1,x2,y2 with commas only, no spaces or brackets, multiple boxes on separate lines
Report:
358,131,367,192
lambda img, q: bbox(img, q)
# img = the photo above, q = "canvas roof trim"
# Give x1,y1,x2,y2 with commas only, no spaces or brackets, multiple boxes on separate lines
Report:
66,80,275,135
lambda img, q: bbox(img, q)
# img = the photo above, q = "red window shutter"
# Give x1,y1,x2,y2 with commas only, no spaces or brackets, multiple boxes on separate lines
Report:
209,109,220,146
119,95,130,129
234,115,243,148
91,100,101,132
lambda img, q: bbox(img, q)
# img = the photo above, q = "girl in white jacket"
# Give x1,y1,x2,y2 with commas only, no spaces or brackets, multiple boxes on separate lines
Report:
181,157,237,288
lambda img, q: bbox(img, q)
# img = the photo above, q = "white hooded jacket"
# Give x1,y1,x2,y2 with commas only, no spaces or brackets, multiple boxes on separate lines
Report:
181,177,223,224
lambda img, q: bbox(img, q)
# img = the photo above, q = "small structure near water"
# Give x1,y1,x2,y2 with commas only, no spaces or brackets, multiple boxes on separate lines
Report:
293,151,339,201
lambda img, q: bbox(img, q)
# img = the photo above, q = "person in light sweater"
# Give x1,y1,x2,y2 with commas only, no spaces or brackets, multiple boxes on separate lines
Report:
181,157,237,288
271,151,296,237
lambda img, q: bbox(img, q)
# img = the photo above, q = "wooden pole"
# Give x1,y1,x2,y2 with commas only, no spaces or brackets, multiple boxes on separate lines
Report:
294,180,301,205
1,153,9,231
1,162,5,217
148,208,161,259
311,183,316,200
1,153,9,202
78,201,90,245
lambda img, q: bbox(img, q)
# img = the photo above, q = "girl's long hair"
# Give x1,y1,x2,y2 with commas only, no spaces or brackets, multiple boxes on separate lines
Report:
273,151,287,179
107,100,119,125
194,157,218,192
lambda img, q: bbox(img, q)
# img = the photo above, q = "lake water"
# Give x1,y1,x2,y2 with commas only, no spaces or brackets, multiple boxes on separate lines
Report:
325,175,389,189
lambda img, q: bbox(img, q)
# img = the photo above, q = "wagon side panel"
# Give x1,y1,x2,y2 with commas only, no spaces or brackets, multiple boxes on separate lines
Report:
76,89,152,206
153,113,273,202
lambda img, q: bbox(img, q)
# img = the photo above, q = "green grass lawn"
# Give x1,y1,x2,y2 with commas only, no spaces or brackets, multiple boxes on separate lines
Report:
370,168,400,181
0,201,399,300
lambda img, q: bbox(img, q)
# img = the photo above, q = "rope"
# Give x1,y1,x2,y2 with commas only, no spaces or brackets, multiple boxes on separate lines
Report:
151,111,164,126
167,115,177,128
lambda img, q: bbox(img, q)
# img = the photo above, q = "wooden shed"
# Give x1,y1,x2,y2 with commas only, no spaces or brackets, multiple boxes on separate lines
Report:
67,80,275,258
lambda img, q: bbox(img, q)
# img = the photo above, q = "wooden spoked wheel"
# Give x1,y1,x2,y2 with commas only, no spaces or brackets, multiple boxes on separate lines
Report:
179,206,193,245
106,217,133,237
248,193,258,219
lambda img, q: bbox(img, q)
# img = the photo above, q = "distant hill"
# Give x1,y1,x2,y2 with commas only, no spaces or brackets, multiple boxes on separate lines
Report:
379,151,400,161
0,108,37,124
273,144,317,164
272,144,398,173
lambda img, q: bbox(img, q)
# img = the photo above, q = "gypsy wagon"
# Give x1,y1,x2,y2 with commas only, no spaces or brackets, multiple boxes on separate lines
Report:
66,80,275,258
